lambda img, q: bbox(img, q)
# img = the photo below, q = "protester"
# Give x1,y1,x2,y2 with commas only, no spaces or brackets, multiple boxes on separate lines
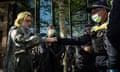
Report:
3,11,56,72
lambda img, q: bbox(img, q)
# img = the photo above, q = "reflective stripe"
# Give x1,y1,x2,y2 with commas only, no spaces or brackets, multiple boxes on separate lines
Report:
15,49,26,54
91,22,108,32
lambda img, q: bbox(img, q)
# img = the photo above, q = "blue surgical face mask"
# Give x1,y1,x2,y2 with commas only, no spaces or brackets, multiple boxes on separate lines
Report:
91,13,102,23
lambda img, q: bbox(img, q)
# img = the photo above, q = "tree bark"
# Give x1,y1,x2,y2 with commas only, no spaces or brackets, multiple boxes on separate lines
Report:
52,1,67,72
53,0,66,38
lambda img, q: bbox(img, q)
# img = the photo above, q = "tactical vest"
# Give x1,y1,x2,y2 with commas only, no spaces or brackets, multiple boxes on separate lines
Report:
91,22,108,55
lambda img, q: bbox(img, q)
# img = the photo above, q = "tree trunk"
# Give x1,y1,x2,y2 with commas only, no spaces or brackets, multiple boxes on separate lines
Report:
53,1,67,72
57,2,67,72
58,1,66,38
53,0,66,38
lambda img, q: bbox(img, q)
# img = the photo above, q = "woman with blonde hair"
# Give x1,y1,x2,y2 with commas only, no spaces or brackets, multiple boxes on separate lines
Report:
3,11,40,72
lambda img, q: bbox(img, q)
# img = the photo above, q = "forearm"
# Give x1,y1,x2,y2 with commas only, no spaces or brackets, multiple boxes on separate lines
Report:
58,35,91,45
11,30,41,49
58,38,80,45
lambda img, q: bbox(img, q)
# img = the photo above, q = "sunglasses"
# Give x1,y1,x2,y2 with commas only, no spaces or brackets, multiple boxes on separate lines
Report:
24,19,32,22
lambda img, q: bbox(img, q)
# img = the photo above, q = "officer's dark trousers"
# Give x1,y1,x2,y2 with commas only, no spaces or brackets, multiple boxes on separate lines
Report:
95,55,108,72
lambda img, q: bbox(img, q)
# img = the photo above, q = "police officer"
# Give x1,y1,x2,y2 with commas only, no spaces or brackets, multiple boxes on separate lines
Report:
52,1,110,72
3,11,57,72
3,11,40,72
87,1,110,72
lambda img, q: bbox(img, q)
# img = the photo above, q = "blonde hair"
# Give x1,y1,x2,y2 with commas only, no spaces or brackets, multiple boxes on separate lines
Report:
14,11,32,27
